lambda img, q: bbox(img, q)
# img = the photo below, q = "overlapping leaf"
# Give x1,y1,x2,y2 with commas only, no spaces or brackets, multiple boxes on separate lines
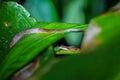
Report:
0,22,87,80
0,2,88,79
0,2,36,62
38,8,120,80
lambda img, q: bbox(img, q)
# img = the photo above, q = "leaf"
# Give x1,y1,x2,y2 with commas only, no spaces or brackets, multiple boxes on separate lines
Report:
93,12,120,40
0,23,88,79
82,10,120,51
34,22,88,30
29,46,55,80
39,35,120,80
0,32,65,80
0,2,36,62
23,0,59,22
38,7,120,80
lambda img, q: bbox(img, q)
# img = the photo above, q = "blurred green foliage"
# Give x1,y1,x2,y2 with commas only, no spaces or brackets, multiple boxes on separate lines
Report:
0,0,120,80
23,0,59,22
63,0,86,46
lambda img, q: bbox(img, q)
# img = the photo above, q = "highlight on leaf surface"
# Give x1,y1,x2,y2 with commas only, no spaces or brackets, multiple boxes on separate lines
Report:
0,1,36,62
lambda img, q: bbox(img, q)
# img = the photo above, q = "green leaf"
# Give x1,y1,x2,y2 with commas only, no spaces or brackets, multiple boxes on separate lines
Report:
81,4,120,52
0,2,36,62
38,8,120,80
40,36,120,80
0,32,64,80
81,10,120,51
23,0,59,22
93,12,120,41
0,22,88,79
34,22,88,30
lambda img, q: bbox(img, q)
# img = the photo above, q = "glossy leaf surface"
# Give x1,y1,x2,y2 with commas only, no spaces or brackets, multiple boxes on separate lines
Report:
0,2,36,62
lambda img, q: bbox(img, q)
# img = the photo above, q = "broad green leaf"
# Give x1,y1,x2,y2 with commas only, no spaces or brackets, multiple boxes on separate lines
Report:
34,22,88,30
0,23,88,79
39,35,120,80
0,2,36,62
62,0,87,47
39,8,120,80
23,0,59,22
0,32,65,80
93,12,120,41
81,10,120,52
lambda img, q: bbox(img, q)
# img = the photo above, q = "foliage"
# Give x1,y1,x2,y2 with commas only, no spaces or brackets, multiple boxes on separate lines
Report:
0,0,120,80
0,1,36,62
39,10,120,80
